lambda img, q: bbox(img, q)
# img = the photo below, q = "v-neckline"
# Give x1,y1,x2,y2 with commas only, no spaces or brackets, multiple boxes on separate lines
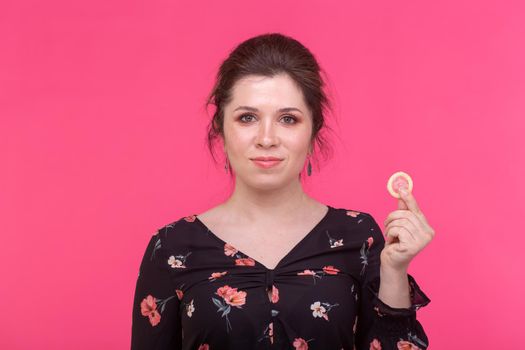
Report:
193,205,334,271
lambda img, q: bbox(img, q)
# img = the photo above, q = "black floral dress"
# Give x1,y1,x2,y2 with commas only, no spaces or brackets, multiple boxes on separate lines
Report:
131,205,431,350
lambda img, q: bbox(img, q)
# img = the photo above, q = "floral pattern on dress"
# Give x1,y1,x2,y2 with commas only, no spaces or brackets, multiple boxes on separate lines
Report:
370,338,382,350
208,271,228,282
184,299,195,317
140,294,176,327
406,332,428,349
397,340,422,350
346,210,361,217
224,243,238,256
297,265,340,284
184,214,197,222
257,321,274,344
325,230,344,248
235,257,255,266
175,289,184,300
133,207,431,349
168,252,192,268
211,285,247,332
360,236,373,276
267,284,279,303
351,283,358,302
223,243,256,266
150,235,161,261
310,300,339,321
293,337,314,349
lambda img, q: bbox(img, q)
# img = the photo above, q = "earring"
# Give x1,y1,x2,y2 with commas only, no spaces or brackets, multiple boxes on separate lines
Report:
307,156,312,176
224,156,229,173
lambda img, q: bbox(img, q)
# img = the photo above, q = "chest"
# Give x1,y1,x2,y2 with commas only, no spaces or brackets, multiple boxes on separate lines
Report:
206,223,319,270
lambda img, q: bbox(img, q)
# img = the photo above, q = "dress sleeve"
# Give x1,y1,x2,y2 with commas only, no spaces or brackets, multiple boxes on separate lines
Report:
131,231,182,350
354,214,431,350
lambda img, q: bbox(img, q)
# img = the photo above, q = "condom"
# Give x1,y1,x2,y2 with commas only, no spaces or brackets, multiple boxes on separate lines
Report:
387,171,413,198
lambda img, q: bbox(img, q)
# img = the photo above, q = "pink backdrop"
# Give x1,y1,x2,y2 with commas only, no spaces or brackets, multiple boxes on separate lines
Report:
2,0,524,348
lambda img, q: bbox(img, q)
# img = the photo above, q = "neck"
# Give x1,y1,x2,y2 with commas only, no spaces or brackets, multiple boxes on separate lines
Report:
223,177,315,224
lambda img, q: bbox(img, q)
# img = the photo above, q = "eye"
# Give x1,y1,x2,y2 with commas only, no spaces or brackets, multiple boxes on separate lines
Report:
281,115,298,124
239,113,256,123
238,113,298,124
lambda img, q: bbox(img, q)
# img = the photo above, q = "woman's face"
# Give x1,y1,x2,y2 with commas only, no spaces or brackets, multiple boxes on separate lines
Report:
222,73,313,191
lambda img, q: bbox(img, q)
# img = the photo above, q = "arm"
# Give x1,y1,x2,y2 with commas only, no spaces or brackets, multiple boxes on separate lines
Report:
131,231,182,349
379,265,411,308
354,214,431,350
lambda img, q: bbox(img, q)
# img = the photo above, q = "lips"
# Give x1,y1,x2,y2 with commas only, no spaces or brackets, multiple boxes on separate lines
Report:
251,157,283,161
251,157,283,169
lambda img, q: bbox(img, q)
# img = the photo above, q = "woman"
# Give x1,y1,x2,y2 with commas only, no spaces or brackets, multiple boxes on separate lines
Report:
131,33,434,350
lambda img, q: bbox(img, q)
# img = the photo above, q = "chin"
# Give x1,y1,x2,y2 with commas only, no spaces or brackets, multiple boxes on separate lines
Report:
239,173,299,191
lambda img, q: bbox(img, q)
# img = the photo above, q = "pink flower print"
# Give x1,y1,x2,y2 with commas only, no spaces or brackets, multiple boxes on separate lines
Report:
216,285,247,307
268,285,279,303
212,285,248,333
175,289,184,300
322,265,340,275
297,269,322,284
140,295,161,326
397,340,421,350
224,243,238,256
198,344,209,350
186,299,195,317
235,257,255,266
367,236,374,248
209,271,228,282
370,338,382,350
346,210,361,217
184,214,196,222
140,294,176,326
293,338,309,350
168,252,191,268
310,301,339,321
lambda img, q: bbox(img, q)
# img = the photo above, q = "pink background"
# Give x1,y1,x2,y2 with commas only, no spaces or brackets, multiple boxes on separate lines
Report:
2,0,524,348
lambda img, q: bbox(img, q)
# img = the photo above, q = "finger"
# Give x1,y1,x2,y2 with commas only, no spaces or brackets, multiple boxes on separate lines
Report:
384,210,421,232
397,197,408,211
384,227,412,252
385,218,418,242
398,186,422,216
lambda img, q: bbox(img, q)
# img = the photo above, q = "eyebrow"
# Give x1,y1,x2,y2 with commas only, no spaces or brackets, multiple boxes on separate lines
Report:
233,106,303,114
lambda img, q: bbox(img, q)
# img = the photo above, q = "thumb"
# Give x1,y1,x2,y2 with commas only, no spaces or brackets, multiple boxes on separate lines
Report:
398,197,408,210
397,186,409,210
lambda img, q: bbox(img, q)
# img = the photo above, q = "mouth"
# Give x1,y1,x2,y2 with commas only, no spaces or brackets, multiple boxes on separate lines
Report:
250,156,283,161
250,158,283,169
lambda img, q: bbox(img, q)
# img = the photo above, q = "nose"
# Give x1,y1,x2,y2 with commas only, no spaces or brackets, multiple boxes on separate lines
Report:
256,118,279,148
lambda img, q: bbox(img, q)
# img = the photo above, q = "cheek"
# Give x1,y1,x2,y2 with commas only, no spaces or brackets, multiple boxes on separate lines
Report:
224,129,250,154
284,134,310,153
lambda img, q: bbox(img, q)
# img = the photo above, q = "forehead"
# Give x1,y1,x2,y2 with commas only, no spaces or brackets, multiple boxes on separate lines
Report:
228,73,307,109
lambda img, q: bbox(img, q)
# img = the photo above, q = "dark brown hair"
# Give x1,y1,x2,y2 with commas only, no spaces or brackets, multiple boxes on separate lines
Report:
203,32,335,180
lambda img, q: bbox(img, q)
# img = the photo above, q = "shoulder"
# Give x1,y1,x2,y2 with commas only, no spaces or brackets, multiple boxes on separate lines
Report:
328,206,383,238
153,213,202,248
330,205,376,224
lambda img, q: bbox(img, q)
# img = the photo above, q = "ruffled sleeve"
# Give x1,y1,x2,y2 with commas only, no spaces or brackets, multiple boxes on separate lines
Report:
131,231,182,349
354,214,431,350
